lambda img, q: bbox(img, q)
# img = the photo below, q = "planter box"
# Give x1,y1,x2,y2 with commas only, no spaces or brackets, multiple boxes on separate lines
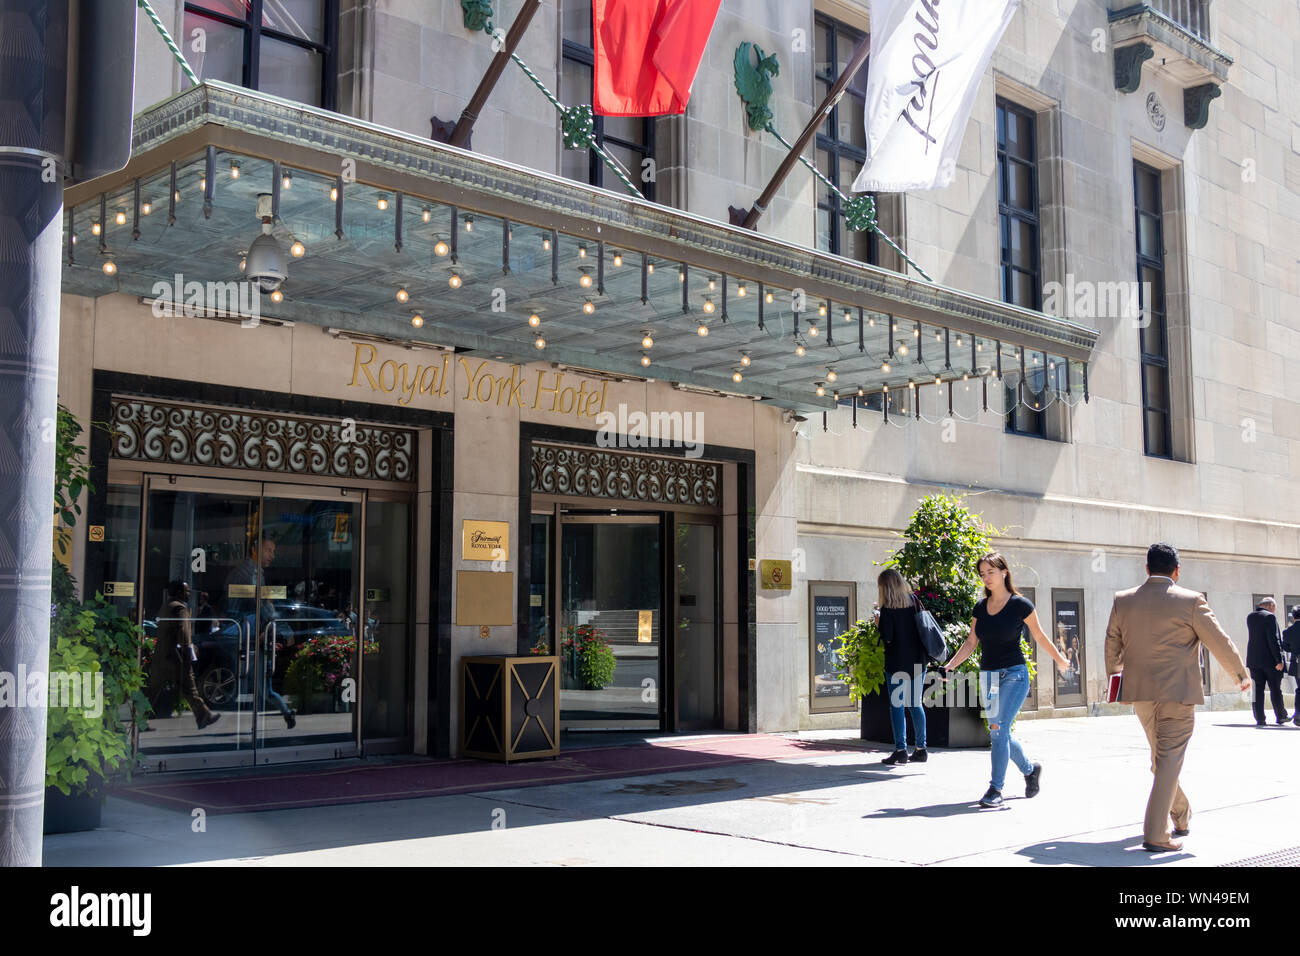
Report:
43,786,103,835
461,655,560,762
860,675,990,749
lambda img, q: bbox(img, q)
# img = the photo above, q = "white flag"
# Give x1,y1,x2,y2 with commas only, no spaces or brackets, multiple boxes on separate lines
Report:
851,0,1020,192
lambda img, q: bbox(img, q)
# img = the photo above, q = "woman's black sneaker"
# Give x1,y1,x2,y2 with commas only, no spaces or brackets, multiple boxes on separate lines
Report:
881,749,908,765
1024,762,1042,798
909,748,928,763
978,787,1003,808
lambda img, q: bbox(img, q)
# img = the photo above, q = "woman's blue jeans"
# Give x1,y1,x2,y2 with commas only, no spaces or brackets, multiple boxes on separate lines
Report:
888,668,927,751
979,664,1033,790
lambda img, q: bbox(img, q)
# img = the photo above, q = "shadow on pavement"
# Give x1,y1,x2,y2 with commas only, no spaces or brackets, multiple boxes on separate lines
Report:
1017,835,1192,866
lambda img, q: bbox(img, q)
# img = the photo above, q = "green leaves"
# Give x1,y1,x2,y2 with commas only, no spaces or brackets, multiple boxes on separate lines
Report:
832,619,887,702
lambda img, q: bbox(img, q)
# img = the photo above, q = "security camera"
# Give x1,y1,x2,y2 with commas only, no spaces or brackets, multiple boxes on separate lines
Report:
245,194,287,293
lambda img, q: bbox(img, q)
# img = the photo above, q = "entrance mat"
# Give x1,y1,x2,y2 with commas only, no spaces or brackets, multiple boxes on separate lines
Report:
115,734,871,815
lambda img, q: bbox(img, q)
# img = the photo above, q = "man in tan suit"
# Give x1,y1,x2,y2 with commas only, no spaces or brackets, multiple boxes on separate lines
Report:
1105,543,1250,853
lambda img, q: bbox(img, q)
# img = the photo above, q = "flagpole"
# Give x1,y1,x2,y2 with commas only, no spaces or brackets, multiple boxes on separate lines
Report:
740,37,870,230
432,0,544,148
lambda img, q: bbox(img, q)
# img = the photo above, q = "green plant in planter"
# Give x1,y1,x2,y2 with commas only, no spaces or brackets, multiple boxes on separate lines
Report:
46,595,150,796
563,624,616,690
831,619,886,703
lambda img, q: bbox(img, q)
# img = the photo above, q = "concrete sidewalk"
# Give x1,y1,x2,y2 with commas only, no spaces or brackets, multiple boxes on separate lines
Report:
44,710,1300,866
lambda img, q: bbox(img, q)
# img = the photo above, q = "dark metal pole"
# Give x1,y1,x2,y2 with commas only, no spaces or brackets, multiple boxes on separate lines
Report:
439,0,544,148
741,35,870,231
0,0,69,867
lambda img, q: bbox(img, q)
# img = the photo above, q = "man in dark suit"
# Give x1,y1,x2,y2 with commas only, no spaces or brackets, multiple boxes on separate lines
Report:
1246,597,1289,726
1283,606,1300,728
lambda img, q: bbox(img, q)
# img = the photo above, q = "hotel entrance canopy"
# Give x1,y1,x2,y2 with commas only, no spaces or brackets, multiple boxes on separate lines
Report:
63,83,1099,412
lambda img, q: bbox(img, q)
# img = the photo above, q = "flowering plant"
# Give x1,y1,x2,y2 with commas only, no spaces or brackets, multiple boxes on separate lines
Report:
562,624,616,689
284,633,379,709
529,639,551,655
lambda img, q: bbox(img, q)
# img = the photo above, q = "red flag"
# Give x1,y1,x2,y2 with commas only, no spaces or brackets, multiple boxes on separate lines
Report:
593,0,722,117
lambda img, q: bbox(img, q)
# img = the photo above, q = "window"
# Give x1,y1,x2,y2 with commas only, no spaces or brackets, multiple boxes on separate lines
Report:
814,15,877,264
1051,588,1086,707
1134,161,1172,458
997,98,1049,438
559,0,655,200
184,1,338,109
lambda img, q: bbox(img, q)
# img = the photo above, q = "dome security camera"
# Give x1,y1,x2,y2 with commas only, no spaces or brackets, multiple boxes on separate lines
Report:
246,223,287,294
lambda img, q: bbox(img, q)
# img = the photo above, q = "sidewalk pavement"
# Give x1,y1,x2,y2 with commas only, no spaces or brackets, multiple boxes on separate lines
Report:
43,709,1299,867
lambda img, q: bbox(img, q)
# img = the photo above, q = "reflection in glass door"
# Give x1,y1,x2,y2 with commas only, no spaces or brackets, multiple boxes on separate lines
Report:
138,477,363,767
559,514,661,728
674,518,719,729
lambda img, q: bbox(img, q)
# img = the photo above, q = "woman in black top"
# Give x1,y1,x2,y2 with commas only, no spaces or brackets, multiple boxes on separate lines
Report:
943,552,1071,807
875,568,930,765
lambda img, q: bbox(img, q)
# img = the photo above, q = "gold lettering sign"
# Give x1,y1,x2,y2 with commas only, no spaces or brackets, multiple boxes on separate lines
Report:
228,584,256,599
103,581,135,598
259,586,287,599
638,610,653,643
760,560,792,591
463,519,509,562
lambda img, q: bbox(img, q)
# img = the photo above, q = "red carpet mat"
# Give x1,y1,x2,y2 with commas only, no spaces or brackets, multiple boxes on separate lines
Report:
116,735,870,814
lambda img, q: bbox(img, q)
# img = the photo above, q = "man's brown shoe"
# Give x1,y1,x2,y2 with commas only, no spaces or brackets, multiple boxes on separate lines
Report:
1141,840,1183,853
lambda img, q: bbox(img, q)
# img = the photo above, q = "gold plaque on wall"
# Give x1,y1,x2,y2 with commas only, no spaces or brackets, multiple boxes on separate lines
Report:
637,610,653,643
456,570,515,625
760,559,792,591
103,582,135,598
463,520,510,561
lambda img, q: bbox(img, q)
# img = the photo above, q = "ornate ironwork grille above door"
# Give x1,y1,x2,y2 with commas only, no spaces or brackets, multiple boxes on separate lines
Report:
530,443,720,507
110,396,416,483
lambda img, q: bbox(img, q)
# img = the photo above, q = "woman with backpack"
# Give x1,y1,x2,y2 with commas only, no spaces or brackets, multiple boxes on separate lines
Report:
943,552,1072,808
875,568,931,765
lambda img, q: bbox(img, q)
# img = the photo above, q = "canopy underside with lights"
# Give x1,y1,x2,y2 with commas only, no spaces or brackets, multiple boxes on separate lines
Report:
63,82,1100,413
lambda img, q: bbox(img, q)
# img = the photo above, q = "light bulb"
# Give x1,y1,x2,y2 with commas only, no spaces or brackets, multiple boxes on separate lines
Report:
464,216,474,232
583,300,595,315
733,371,742,383
737,283,747,297
434,239,449,257
173,190,180,203
808,324,819,337
282,172,293,190
868,316,875,327
578,244,587,258
377,195,389,211
411,314,424,328
827,369,837,382
696,322,709,337
239,256,247,272
834,391,840,401
396,288,409,303
542,236,551,251
708,277,716,291
795,344,806,357
535,336,546,349
641,334,654,349
270,289,283,304
892,322,898,332
449,273,462,289
740,353,751,366
101,258,116,276
647,262,654,274
613,252,623,267
703,298,714,314
141,200,152,216
91,221,101,236
844,310,852,323
529,313,541,328
881,362,891,373
422,206,431,223
200,176,207,191
115,210,126,225
913,327,920,337
898,344,909,356
819,304,827,317
857,386,864,396
935,376,941,385
640,353,651,367
290,240,306,258
908,381,916,389
678,267,685,282
229,161,241,179
330,186,339,201
935,330,942,341
816,385,825,397
765,291,774,304
977,343,983,351
579,272,593,288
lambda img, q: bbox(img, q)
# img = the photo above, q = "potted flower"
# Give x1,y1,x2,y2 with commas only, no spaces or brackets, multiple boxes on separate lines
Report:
284,632,379,713
561,624,616,690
